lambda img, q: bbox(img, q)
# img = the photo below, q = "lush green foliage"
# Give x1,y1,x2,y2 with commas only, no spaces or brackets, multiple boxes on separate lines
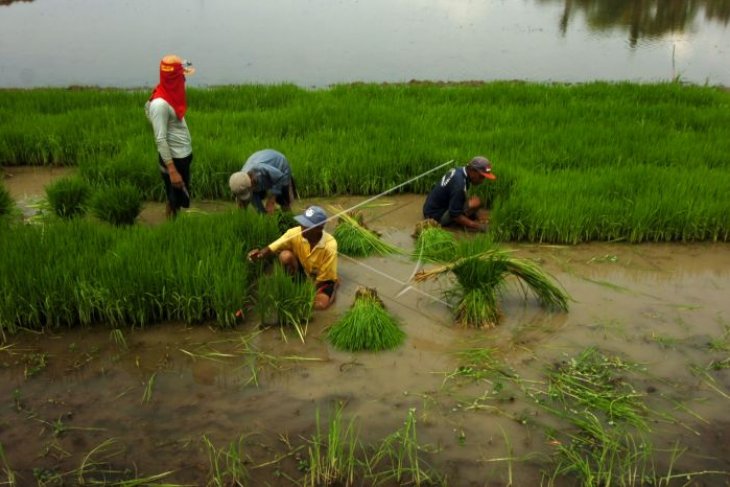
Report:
1,82,728,242
327,291,405,352
0,182,13,217
89,182,142,226
0,211,279,334
255,263,315,329
45,175,91,218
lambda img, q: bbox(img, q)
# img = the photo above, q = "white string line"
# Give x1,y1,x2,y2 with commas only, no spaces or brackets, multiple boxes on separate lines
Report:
260,159,456,306
338,253,452,308
267,159,455,249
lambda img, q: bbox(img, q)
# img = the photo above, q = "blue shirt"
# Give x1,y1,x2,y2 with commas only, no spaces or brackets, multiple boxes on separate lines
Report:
241,149,291,196
423,167,469,220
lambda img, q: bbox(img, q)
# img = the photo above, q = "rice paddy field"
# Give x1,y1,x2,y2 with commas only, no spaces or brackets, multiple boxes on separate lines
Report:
1,82,730,486
1,82,729,242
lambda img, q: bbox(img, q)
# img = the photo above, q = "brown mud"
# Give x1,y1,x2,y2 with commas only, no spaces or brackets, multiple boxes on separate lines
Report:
1,167,730,485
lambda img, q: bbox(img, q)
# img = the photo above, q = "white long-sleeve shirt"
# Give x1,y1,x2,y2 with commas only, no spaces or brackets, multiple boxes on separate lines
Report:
144,98,192,164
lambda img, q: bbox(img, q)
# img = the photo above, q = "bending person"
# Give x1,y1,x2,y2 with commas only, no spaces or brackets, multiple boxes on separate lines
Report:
422,156,496,232
248,206,338,310
229,149,296,214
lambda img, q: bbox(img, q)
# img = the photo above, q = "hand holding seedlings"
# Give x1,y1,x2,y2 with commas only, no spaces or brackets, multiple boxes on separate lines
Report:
247,248,264,262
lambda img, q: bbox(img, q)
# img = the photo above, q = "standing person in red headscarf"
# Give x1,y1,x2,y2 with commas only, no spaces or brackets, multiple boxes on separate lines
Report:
145,54,196,218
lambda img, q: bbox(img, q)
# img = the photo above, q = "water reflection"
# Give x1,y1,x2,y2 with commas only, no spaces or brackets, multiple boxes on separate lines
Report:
0,0,33,5
544,0,730,46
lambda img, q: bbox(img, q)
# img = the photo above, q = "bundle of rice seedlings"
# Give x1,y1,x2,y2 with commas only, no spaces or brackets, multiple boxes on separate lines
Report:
0,182,13,217
45,176,91,218
90,182,143,226
415,237,569,328
333,211,403,257
327,287,405,352
256,263,314,340
412,223,457,263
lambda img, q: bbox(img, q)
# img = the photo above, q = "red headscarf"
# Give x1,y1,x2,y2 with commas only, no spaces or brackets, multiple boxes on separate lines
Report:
149,59,187,120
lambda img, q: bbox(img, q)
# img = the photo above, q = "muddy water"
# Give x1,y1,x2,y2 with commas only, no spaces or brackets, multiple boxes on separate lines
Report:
1,169,730,485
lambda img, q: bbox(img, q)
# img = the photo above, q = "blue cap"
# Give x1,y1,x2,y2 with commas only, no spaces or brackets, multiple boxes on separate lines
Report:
294,206,328,228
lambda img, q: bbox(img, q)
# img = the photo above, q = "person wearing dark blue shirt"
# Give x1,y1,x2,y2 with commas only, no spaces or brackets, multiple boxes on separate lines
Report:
423,156,496,231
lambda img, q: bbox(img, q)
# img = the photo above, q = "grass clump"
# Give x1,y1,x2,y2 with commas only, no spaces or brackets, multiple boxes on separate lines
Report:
256,263,315,339
327,287,405,352
332,211,403,257
90,182,142,226
45,176,90,218
415,236,569,328
304,403,359,486
203,435,249,487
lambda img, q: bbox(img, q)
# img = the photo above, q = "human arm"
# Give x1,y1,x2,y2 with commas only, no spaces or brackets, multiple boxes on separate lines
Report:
452,214,486,232
265,196,277,214
247,246,274,262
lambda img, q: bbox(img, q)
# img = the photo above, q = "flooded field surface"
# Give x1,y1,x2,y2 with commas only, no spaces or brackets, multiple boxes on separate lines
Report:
1,168,730,485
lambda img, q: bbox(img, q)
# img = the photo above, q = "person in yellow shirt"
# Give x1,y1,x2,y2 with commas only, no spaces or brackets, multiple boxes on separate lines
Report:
247,205,338,310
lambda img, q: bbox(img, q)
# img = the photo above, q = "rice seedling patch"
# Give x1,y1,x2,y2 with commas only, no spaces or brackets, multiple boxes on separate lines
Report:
44,176,90,219
90,182,142,226
256,263,315,340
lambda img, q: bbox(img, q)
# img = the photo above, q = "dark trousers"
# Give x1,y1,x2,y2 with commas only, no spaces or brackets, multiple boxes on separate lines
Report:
158,153,193,211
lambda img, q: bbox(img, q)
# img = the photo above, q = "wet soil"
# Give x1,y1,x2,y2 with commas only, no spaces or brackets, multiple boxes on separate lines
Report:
1,167,730,486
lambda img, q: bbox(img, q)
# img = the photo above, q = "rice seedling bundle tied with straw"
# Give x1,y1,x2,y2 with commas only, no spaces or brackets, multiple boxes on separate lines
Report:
412,220,457,263
415,236,569,328
332,210,403,257
328,287,405,352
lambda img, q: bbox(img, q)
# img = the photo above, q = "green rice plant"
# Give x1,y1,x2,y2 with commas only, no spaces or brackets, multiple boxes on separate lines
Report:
415,236,569,327
411,221,457,263
543,414,655,487
533,349,669,486
543,348,649,430
2,83,730,242
365,408,444,486
109,328,128,351
141,372,156,404
304,403,359,487
0,210,277,334
332,211,403,257
90,182,142,226
0,182,14,218
275,209,298,234
0,441,16,486
327,287,405,352
443,347,517,388
203,434,249,487
76,437,174,486
45,176,91,218
255,263,315,340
